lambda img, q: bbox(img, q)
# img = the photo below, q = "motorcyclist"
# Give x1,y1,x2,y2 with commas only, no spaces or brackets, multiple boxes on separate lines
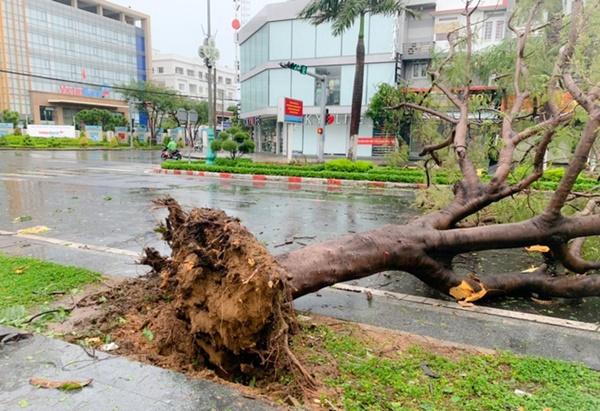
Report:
166,139,178,154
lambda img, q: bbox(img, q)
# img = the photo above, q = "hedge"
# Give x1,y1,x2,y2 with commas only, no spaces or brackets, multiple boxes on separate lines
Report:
162,159,599,191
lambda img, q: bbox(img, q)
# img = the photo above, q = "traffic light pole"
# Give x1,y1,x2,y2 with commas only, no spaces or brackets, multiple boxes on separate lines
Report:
316,75,327,162
279,61,327,162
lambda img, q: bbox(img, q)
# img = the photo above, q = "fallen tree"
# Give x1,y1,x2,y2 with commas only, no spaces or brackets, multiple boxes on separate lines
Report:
139,0,600,383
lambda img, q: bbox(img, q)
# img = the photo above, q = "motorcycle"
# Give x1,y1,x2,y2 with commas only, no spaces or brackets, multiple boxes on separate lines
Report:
161,149,182,160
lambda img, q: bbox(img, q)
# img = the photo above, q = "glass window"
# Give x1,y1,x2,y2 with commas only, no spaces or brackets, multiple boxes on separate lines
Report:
367,63,395,101
158,67,164,73
411,62,428,79
226,78,232,85
40,106,54,122
187,69,195,77
316,22,341,58
269,20,291,60
175,67,184,74
368,14,394,54
199,72,203,79
315,66,341,106
218,76,223,83
190,84,197,94
178,83,186,91
291,70,315,106
292,20,316,59
268,69,291,107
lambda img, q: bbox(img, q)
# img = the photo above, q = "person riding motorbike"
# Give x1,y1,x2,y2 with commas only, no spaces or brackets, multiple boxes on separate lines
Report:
166,139,178,154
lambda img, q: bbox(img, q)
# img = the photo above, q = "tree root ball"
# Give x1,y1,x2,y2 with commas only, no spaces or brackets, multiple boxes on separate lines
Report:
141,198,301,380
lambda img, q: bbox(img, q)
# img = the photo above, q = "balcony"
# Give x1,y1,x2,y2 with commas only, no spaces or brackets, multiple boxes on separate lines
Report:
401,41,434,60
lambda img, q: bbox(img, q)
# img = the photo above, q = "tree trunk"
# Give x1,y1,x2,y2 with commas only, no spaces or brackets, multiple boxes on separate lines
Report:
347,13,366,162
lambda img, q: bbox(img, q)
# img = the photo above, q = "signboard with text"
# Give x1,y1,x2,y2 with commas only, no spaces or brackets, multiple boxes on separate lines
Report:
357,137,396,146
277,97,304,124
85,125,102,141
115,127,128,143
27,125,76,138
0,123,14,137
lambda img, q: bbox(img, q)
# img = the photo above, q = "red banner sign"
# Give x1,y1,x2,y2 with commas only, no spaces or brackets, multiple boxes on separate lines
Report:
357,137,396,146
284,98,303,117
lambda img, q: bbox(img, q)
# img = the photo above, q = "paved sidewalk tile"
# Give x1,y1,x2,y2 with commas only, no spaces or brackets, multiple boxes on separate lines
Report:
0,326,276,411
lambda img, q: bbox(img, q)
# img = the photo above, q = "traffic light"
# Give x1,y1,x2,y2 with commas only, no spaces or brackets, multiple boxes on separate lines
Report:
279,61,308,75
325,108,334,125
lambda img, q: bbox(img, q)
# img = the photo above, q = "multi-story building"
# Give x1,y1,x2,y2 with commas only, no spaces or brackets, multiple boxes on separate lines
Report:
152,52,239,111
238,0,510,158
0,0,151,125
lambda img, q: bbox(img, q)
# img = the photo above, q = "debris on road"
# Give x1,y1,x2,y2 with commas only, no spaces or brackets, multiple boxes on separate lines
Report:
29,377,92,391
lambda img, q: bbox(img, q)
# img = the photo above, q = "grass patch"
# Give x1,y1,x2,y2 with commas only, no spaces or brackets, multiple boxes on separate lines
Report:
0,253,100,311
293,324,600,410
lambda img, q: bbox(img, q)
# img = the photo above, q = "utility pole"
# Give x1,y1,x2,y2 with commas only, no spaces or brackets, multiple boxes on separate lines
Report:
199,0,220,164
279,61,327,162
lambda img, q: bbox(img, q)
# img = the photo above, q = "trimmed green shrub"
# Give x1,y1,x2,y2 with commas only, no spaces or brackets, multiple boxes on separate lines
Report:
324,159,374,172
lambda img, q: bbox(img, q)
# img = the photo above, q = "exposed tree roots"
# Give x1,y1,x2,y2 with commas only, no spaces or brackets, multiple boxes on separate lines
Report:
140,198,315,386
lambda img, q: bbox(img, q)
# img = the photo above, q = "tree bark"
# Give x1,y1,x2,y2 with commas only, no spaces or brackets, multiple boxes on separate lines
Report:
347,13,366,162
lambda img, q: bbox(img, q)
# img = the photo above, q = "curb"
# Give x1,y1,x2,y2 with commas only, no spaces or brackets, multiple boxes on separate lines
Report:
151,168,425,191
331,283,600,333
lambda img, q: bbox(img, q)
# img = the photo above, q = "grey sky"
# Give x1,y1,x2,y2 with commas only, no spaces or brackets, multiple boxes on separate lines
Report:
111,0,280,68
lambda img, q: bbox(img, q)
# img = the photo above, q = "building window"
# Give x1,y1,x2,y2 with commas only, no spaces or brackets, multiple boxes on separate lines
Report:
189,84,197,94
158,67,164,74
315,66,341,106
412,62,428,79
199,72,203,80
435,16,459,41
483,13,505,41
218,76,223,84
40,106,54,122
178,83,186,91
217,89,225,99
187,69,195,77
226,78,232,85
175,67,184,74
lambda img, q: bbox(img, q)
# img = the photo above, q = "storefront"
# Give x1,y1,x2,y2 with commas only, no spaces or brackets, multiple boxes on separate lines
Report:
30,89,129,125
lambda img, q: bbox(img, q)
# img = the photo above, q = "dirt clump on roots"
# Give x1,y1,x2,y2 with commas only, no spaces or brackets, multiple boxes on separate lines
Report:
70,197,310,386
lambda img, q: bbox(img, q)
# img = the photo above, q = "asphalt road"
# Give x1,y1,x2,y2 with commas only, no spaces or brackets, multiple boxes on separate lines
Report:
0,150,599,323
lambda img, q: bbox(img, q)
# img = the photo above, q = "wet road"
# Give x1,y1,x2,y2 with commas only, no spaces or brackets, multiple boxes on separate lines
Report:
0,150,598,323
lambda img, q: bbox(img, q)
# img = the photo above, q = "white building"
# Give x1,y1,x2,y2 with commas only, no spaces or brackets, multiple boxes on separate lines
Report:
152,52,239,110
238,0,511,158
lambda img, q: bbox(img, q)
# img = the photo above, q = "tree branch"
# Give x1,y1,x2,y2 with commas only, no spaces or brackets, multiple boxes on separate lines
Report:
388,102,458,124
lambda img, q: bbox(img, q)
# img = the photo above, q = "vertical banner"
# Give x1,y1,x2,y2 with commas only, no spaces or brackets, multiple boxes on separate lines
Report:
0,123,14,137
85,125,102,142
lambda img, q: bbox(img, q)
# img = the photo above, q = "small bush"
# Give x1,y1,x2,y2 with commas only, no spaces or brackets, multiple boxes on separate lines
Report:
385,147,409,168
325,159,374,172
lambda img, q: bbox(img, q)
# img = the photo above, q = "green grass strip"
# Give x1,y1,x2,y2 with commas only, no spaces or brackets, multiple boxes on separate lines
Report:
0,253,100,309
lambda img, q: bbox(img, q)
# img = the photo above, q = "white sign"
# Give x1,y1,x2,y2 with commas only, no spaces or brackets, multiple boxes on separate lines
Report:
27,125,77,138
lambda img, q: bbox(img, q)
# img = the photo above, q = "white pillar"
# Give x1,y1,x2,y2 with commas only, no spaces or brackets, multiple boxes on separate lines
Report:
286,123,293,162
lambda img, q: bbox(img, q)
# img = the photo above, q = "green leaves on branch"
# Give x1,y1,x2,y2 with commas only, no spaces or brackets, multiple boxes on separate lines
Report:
1,110,20,127
210,127,255,160
74,109,127,131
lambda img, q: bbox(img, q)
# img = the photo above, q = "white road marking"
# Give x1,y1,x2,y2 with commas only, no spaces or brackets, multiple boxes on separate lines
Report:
0,230,139,257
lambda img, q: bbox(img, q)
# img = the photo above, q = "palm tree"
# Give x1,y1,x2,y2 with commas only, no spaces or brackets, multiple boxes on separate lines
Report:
300,0,406,161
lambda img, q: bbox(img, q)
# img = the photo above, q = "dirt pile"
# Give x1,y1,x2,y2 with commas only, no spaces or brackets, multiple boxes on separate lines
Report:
135,197,302,380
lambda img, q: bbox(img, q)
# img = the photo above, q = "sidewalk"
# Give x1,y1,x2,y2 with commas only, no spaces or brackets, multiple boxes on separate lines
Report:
0,326,275,411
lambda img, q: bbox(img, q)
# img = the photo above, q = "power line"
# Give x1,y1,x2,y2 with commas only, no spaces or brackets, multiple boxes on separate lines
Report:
0,68,210,101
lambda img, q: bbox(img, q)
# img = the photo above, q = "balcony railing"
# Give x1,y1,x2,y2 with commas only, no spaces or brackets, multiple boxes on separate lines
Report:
401,41,434,56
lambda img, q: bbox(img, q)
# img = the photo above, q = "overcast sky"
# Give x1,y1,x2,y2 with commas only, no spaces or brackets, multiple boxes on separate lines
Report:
111,0,280,68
